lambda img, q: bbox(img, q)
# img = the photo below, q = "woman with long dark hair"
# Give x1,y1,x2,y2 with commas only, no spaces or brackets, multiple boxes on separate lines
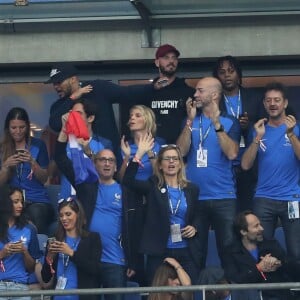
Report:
149,257,192,300
123,137,201,285
0,107,53,234
0,185,40,300
41,197,102,300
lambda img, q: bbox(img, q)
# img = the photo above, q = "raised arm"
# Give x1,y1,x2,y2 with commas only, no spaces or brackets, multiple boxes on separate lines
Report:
285,116,300,160
210,101,239,160
241,118,267,170
176,97,196,156
54,113,76,187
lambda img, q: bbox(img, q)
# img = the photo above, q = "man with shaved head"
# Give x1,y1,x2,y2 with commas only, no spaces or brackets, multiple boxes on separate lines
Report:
177,77,241,269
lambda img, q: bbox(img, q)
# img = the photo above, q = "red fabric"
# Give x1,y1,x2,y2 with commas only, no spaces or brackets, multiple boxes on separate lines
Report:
65,111,90,140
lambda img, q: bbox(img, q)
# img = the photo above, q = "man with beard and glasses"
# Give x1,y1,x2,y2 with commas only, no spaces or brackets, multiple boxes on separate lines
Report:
223,211,297,300
241,82,300,273
213,55,264,212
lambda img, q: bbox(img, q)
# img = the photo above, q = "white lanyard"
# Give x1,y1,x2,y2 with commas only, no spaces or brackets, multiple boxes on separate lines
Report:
167,185,182,215
199,115,212,148
62,238,79,276
224,89,241,118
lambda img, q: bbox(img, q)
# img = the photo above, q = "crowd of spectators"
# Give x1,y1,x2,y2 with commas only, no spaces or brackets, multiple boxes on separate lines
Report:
0,47,299,300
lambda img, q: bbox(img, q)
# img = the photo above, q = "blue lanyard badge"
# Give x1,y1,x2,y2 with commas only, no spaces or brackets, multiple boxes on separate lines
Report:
197,115,210,167
224,89,241,118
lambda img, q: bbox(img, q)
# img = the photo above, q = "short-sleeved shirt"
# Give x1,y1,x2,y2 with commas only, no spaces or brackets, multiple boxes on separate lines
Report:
186,113,240,200
89,182,125,266
251,123,300,200
7,137,50,203
0,223,41,283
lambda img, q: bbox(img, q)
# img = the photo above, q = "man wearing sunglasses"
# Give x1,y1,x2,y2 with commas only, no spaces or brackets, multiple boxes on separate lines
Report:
177,76,240,269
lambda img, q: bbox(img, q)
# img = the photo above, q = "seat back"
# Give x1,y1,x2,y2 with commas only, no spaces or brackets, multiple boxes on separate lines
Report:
206,230,221,267
274,226,286,250
37,233,48,255
46,184,61,219
124,281,141,300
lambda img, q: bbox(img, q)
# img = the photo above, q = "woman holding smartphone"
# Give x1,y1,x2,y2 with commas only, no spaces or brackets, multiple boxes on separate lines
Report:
0,107,53,234
41,197,102,300
0,185,40,300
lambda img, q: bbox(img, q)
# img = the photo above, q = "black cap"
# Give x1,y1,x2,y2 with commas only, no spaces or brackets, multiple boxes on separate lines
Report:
45,64,78,84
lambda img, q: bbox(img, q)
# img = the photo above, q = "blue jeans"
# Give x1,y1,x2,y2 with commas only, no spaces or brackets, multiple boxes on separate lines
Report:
99,262,126,300
195,199,236,269
0,281,30,300
253,197,300,261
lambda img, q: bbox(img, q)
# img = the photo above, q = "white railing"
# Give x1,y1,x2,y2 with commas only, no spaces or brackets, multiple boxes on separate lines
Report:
1,282,300,300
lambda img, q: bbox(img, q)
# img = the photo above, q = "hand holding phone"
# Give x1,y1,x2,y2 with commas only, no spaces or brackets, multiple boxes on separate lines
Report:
47,237,56,244
239,112,249,129
9,241,23,253
15,149,27,155
157,78,169,87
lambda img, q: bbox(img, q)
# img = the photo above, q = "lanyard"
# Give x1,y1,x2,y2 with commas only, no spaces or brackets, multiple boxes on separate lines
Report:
199,115,212,148
16,163,23,183
167,185,182,216
62,238,79,276
223,89,241,118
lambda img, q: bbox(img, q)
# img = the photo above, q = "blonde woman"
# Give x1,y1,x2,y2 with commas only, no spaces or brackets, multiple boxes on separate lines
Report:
119,105,161,181
123,138,200,285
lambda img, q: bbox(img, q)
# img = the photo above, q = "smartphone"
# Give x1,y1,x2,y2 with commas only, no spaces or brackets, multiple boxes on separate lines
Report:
47,237,56,244
157,78,168,87
15,149,27,155
11,240,21,244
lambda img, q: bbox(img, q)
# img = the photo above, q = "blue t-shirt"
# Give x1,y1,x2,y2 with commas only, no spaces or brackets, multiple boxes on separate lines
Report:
8,137,50,203
89,182,125,265
186,114,240,200
252,123,300,200
166,187,188,249
55,236,80,300
224,93,245,165
123,140,161,180
224,94,243,119
0,224,41,283
59,135,112,199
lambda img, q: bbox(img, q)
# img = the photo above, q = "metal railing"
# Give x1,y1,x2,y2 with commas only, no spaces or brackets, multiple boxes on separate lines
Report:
1,282,300,300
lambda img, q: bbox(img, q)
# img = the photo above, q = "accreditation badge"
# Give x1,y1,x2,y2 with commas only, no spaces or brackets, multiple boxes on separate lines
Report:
170,224,182,243
288,201,299,219
56,276,68,290
197,148,208,168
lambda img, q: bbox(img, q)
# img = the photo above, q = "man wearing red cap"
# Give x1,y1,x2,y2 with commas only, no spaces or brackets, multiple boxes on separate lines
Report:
150,44,195,144
121,44,195,145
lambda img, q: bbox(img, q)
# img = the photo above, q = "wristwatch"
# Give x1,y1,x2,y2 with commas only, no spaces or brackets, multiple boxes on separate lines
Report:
215,124,224,132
